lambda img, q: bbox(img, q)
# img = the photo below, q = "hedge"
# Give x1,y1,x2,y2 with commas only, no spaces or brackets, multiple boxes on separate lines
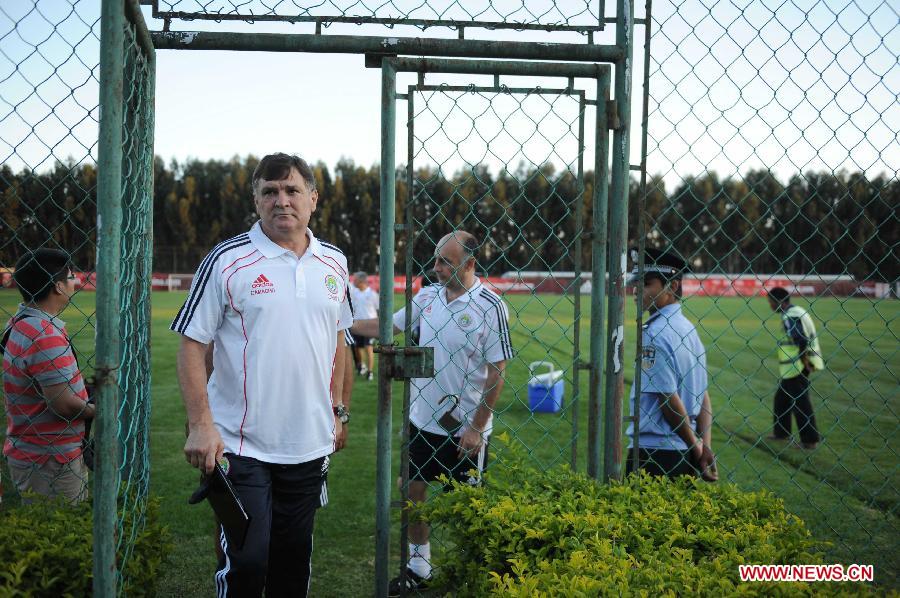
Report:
419,436,873,596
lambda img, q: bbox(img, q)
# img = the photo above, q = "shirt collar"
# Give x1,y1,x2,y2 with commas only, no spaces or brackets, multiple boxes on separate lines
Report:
15,304,66,330
442,277,482,304
249,221,321,259
644,302,681,327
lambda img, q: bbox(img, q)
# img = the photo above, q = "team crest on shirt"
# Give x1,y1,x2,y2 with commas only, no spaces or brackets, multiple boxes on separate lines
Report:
457,313,474,329
324,274,339,298
641,345,656,370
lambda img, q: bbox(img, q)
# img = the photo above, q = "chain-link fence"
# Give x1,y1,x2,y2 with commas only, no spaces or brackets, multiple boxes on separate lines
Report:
634,0,898,583
0,0,101,500
4,0,897,593
1,0,155,593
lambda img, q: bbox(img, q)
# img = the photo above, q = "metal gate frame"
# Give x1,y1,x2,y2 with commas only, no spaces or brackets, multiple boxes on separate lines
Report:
144,3,638,596
374,57,616,597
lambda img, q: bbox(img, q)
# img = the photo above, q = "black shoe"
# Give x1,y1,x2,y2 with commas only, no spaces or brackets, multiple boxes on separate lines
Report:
388,568,429,596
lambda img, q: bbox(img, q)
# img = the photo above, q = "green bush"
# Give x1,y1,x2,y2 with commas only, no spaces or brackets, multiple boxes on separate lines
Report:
0,494,171,597
420,437,872,596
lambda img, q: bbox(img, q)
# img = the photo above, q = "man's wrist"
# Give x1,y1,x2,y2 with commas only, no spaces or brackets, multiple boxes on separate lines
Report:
690,437,703,456
188,417,213,429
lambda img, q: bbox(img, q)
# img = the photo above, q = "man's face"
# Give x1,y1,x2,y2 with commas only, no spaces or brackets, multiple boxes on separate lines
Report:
253,168,318,237
56,270,77,306
634,276,671,313
767,296,779,312
354,277,368,290
432,238,471,288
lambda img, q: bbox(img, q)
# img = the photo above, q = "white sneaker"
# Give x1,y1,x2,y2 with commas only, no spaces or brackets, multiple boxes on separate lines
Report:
359,365,368,376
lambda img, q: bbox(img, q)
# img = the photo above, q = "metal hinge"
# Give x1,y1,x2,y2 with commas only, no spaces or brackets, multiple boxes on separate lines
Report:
374,344,435,379
606,100,620,130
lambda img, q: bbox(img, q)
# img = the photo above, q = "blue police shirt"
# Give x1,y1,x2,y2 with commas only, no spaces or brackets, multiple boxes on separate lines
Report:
626,302,708,450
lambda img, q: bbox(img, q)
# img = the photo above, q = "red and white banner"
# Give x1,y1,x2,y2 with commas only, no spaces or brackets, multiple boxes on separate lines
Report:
1,270,892,299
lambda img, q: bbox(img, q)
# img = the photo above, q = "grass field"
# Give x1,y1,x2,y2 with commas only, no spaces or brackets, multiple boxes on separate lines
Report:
1,290,898,593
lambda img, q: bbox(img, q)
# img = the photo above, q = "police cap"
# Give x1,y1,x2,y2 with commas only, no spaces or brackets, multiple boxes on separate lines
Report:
627,246,688,285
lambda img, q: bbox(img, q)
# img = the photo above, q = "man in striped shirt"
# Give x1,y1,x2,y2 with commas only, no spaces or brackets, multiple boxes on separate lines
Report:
2,249,94,503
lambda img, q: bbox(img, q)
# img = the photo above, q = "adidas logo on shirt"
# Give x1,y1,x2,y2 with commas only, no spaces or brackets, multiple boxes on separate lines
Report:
251,274,276,296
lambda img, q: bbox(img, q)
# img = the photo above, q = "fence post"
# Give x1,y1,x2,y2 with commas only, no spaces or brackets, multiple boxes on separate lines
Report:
374,57,397,598
588,68,613,479
603,0,635,482
95,0,125,594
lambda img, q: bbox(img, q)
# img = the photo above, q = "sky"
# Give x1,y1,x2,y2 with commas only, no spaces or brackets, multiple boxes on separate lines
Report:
0,0,897,188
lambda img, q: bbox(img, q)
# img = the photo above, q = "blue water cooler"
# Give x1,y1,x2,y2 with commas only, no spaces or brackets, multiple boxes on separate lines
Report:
527,361,565,413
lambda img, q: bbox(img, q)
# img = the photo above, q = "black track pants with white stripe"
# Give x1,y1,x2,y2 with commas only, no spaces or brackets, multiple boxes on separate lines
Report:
216,454,329,598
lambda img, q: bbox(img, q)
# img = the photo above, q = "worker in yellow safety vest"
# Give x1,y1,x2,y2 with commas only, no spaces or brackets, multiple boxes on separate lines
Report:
766,286,824,449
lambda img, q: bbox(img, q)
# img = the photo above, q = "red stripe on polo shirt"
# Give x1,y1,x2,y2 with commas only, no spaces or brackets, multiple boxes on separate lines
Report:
6,401,49,417
313,254,347,281
221,249,259,275
2,380,38,396
4,323,68,359
15,423,82,439
11,318,44,340
224,253,266,456
319,253,347,278
5,443,82,464
28,354,76,375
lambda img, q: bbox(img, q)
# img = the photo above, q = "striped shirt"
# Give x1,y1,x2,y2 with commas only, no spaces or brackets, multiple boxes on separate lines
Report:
2,306,87,464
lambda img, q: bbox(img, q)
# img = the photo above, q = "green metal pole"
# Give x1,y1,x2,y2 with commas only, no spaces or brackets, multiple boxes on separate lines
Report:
398,83,415,594
631,0,654,476
570,94,586,470
95,0,124,594
588,68,612,479
151,31,624,63
604,0,634,483
374,58,397,598
387,58,610,78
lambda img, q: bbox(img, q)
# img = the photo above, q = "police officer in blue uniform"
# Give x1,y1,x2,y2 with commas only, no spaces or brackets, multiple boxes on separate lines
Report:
625,247,717,480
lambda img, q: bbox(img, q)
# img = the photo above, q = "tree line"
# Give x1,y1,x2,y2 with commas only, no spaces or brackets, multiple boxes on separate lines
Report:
0,156,896,282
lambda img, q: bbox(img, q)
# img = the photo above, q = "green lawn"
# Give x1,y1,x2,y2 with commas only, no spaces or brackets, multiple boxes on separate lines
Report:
1,290,897,593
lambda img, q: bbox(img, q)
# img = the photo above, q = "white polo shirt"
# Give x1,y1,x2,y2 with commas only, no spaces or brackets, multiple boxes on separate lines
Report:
171,222,352,464
393,279,513,437
349,286,378,320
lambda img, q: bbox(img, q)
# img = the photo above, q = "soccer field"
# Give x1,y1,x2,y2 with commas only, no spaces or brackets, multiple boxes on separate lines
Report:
2,290,897,593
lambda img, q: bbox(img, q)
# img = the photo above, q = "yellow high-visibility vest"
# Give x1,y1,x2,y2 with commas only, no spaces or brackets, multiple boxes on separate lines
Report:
777,304,825,379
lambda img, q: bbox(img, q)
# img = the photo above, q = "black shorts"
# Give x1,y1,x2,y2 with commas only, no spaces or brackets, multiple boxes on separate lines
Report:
408,424,489,487
351,333,375,347
625,448,699,478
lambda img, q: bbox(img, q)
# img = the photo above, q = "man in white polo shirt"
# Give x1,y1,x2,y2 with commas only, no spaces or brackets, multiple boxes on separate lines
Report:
171,153,352,597
353,231,513,594
349,271,378,380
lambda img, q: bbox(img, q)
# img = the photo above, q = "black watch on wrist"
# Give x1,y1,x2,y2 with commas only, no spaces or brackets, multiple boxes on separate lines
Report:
333,404,350,424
